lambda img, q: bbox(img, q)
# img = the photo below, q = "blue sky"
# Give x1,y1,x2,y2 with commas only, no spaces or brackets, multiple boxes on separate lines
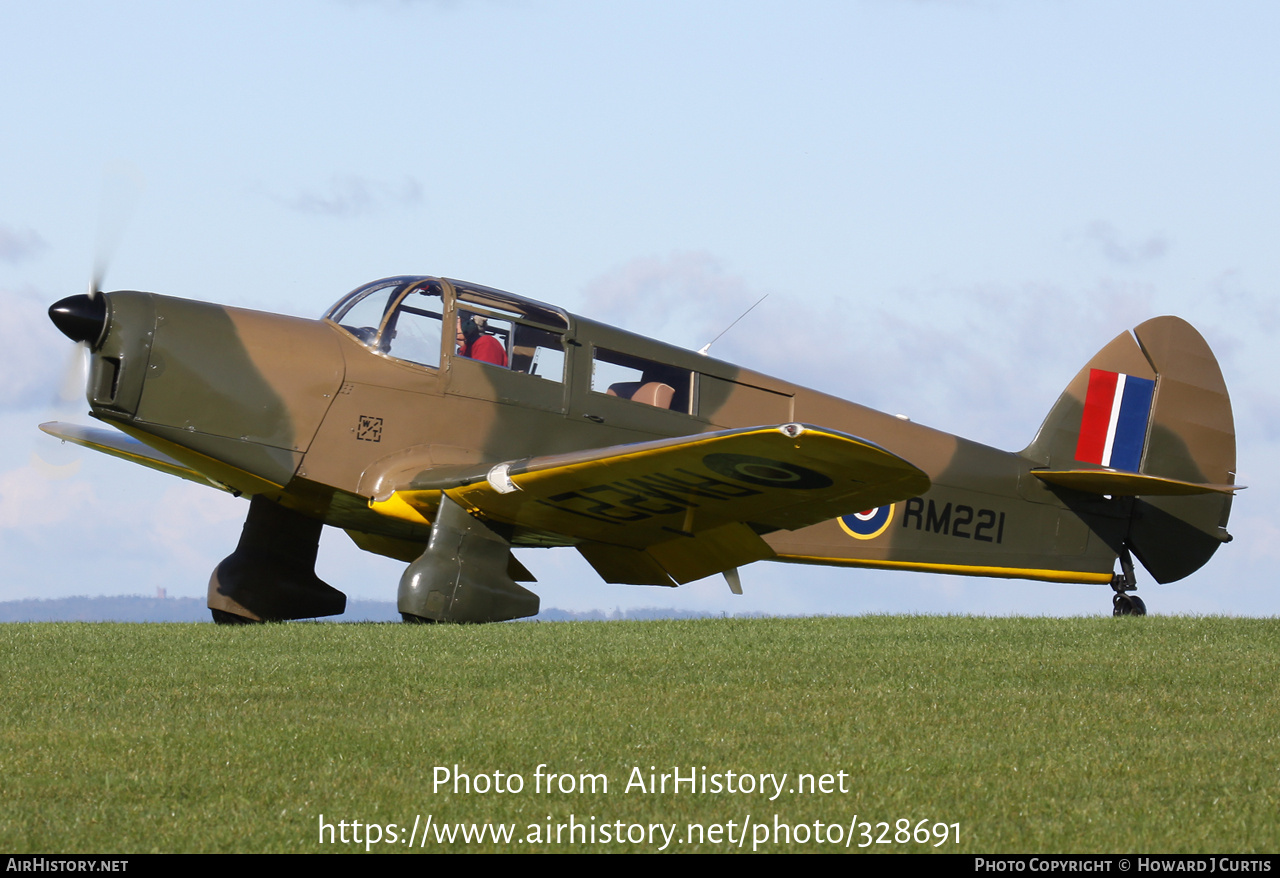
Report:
2,0,1277,617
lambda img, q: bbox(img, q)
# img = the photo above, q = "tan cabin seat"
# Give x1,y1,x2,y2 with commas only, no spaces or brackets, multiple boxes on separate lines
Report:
606,381,676,410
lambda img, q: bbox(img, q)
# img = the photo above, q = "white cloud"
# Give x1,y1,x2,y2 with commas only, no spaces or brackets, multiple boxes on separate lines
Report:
0,464,97,530
1074,221,1169,266
576,254,1168,451
279,174,424,217
580,251,763,352
0,287,69,411
144,482,245,571
0,223,46,264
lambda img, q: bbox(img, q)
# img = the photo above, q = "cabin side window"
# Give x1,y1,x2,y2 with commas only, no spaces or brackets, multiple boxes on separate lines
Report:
454,299,567,384
591,348,694,414
384,286,444,368
456,309,512,368
511,324,566,382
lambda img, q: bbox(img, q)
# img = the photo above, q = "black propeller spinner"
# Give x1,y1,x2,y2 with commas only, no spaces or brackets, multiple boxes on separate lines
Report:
49,294,107,346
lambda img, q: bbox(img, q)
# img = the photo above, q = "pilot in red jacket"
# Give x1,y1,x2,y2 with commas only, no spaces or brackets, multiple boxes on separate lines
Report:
456,313,507,366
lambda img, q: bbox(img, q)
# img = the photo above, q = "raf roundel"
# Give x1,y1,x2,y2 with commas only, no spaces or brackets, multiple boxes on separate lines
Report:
839,505,895,540
701,453,833,489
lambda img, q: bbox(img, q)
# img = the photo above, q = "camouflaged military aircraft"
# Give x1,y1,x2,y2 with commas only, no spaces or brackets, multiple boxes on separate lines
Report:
43,276,1238,622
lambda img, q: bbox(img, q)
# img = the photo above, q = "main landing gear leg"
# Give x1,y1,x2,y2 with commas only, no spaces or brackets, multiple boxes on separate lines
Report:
398,495,539,623
1110,544,1146,617
208,495,347,623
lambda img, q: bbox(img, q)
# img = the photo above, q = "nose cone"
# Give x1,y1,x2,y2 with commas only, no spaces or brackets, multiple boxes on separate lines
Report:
49,294,108,346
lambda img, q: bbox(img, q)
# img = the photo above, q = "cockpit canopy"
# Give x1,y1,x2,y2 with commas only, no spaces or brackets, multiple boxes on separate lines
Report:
324,276,571,378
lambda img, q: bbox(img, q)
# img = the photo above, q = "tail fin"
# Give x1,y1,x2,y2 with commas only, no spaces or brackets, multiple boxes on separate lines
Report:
1022,316,1237,583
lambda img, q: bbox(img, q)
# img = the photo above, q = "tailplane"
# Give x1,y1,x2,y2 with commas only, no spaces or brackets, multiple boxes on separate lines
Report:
1022,316,1237,583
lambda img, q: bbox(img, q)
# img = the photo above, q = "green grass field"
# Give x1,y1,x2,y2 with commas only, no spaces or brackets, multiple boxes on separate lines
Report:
2,616,1277,853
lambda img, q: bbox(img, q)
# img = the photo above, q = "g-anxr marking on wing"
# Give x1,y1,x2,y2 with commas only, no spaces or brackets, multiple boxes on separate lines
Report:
381,424,931,552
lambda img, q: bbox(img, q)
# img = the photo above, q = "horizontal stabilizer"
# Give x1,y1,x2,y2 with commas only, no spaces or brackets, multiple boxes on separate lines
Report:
1033,469,1241,497
39,421,230,491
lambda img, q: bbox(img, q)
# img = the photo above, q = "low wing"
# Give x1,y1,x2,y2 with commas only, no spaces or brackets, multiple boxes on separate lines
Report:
38,421,232,492
374,423,931,586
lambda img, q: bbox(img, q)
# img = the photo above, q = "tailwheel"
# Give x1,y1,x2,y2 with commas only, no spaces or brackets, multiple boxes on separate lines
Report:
1109,543,1146,617
1112,593,1147,617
